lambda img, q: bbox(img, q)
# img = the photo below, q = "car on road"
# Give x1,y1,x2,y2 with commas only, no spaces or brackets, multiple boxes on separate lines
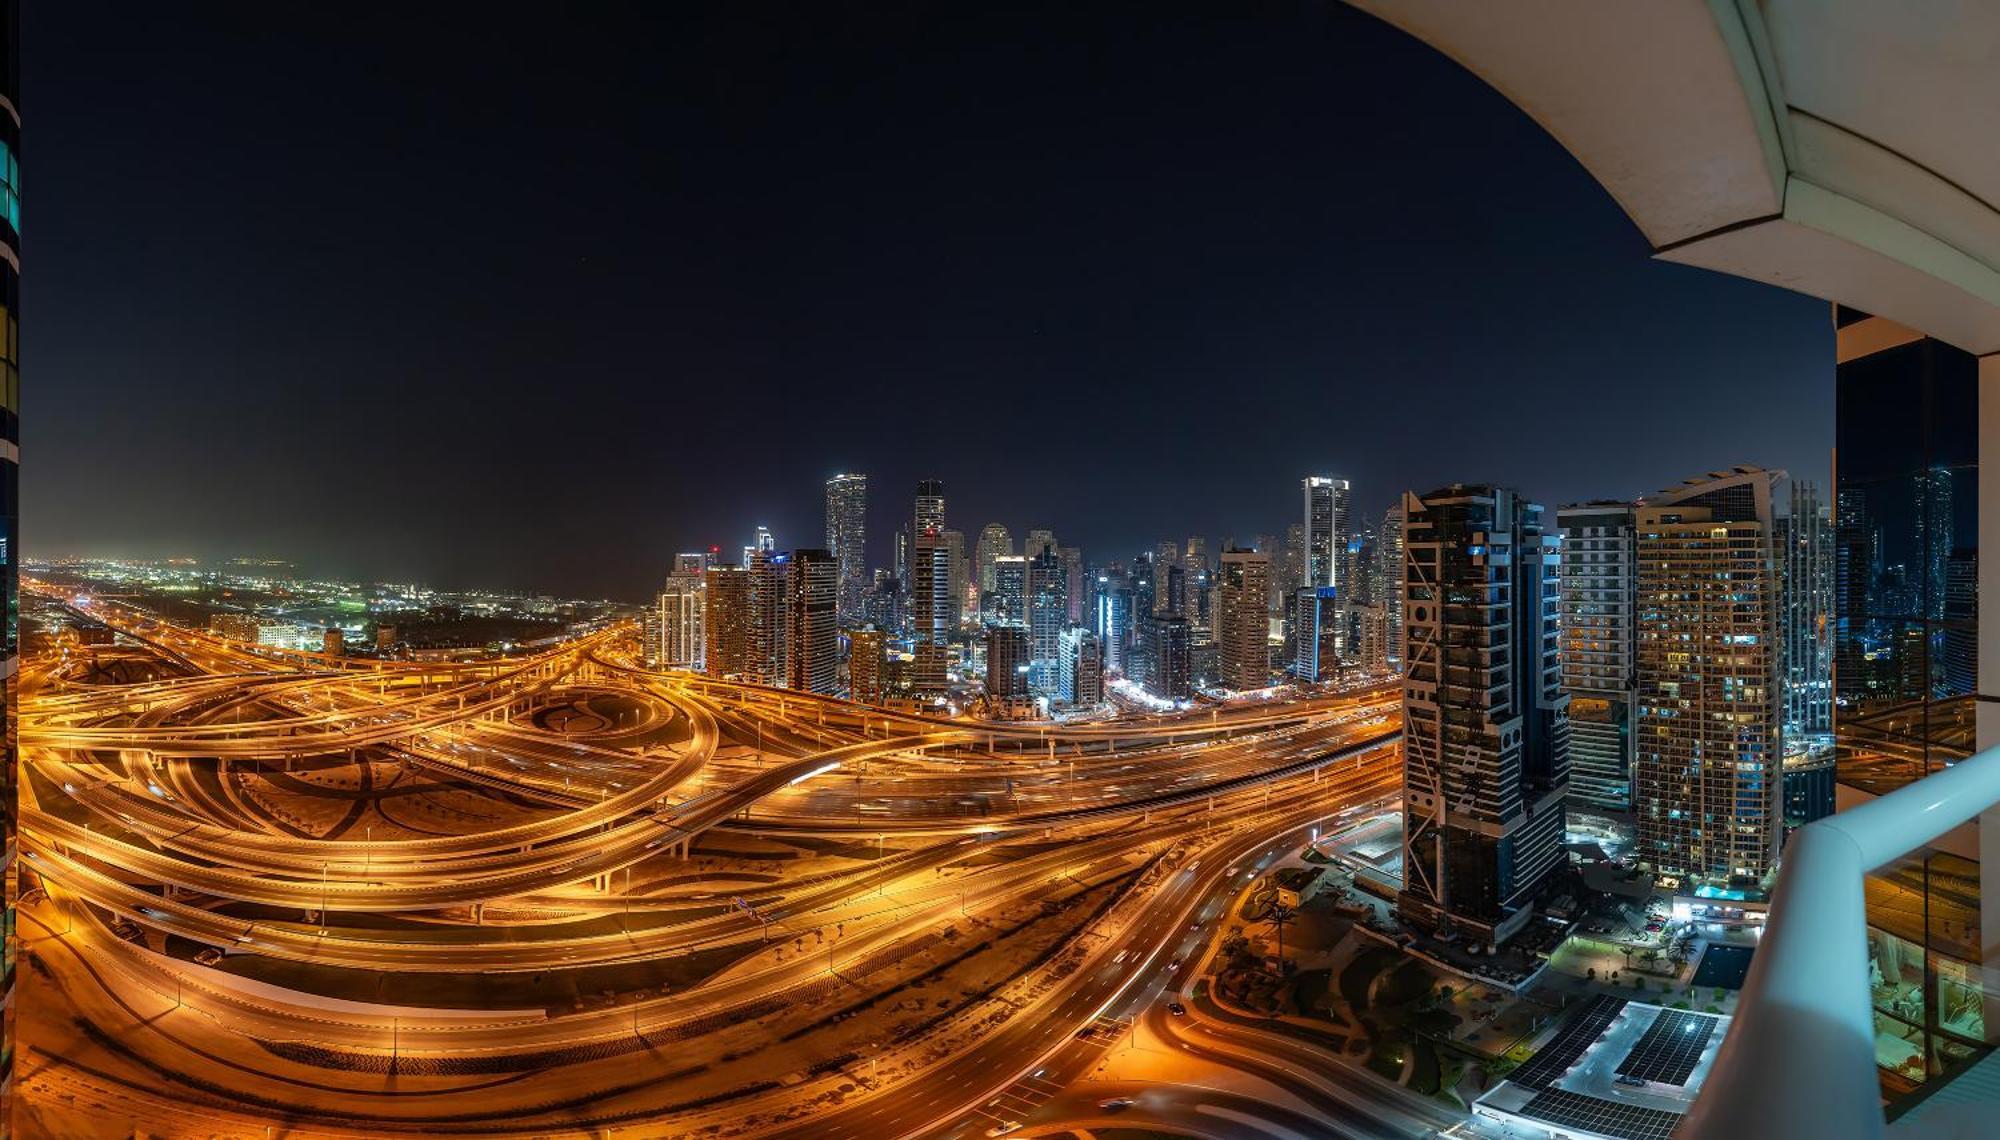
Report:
1097,1097,1135,1111
1167,958,1182,972
986,1122,1023,1136
1167,1001,1186,1016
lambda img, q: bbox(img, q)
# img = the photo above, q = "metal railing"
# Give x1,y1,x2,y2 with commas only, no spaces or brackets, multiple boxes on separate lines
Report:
1684,745,2000,1137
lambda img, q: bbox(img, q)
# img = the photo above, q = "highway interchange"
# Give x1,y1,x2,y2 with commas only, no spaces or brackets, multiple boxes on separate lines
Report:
15,586,1447,1139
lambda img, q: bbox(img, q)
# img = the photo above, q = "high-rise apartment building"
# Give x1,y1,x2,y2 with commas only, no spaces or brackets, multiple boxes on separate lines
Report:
1218,549,1270,691
985,624,1031,701
824,473,868,626
944,528,968,629
1399,485,1568,947
1303,476,1350,590
989,555,1028,625
1353,603,1388,673
747,549,789,686
1778,480,1834,737
659,571,704,669
848,627,885,705
1132,613,1192,701
703,566,754,680
1059,627,1103,705
1633,467,1783,890
1378,504,1405,667
1558,500,1638,813
975,523,1012,595
910,480,950,698
1058,546,1084,624
1291,586,1340,683
1027,545,1067,693
1095,574,1131,675
784,549,838,695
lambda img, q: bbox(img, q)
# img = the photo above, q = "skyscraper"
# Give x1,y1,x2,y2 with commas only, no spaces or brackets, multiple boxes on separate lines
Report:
659,570,705,669
944,528,968,629
910,480,950,698
1059,627,1103,705
848,627,885,705
1132,612,1192,701
1557,500,1638,813
747,549,789,686
1778,481,1834,737
785,549,838,695
985,624,1031,703
1377,504,1405,668
1291,586,1340,683
824,473,868,627
1399,485,1568,947
989,555,1028,625
1302,476,1350,590
703,566,754,680
1095,574,1131,675
1027,545,1067,693
1184,535,1209,574
1633,467,1783,890
975,523,1013,595
1218,549,1270,691
1058,545,1085,624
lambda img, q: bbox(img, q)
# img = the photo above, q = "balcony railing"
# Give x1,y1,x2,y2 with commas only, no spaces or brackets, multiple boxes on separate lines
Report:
1684,743,2000,1138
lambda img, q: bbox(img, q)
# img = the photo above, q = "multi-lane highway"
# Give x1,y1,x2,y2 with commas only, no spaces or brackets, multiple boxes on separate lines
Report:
16,587,1424,1139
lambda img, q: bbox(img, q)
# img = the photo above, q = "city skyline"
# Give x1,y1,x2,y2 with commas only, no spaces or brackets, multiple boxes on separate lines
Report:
12,3,1996,1137
24,2,1831,599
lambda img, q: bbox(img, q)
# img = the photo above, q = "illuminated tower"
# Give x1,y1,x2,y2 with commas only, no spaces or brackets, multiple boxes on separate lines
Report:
823,473,867,626
944,528,968,629
1778,480,1833,737
1027,543,1067,692
989,555,1027,625
747,549,788,686
1377,504,1405,667
1302,476,1350,590
784,549,838,695
1095,574,1131,674
1399,484,1569,946
984,624,1031,702
659,569,704,669
1634,467,1783,889
975,523,1013,596
910,480,950,698
848,627,885,704
1557,500,1638,813
1218,549,1270,691
702,566,754,680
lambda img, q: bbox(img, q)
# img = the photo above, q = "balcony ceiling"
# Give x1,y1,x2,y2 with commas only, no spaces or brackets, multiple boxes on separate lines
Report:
1349,1,2000,354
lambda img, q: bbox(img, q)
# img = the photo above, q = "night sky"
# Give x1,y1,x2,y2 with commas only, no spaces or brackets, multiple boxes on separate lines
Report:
25,2,1830,600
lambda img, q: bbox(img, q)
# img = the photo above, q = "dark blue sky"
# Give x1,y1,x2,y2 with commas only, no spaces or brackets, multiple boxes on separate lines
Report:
24,2,1830,599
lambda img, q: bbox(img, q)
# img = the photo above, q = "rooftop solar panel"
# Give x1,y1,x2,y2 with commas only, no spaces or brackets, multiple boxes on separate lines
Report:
1520,1087,1682,1140
1511,995,1628,1090
1616,1008,1718,1086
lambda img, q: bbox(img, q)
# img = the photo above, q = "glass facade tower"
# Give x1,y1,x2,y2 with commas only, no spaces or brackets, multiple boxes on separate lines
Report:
1832,307,1983,1095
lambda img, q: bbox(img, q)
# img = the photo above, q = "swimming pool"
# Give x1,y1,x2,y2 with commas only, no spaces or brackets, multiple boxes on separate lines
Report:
1690,942,1755,990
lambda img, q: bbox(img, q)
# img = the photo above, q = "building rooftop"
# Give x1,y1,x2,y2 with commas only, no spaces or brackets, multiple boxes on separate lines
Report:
1473,999,1730,1140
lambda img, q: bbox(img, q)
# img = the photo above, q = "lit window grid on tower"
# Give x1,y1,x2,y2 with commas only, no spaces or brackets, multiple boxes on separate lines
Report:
1634,511,1781,888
